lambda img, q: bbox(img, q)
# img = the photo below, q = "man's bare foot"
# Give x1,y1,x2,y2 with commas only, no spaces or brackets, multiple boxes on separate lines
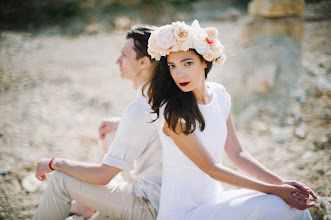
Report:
70,201,95,219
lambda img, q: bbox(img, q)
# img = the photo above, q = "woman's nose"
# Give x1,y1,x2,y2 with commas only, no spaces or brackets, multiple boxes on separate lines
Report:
177,69,186,78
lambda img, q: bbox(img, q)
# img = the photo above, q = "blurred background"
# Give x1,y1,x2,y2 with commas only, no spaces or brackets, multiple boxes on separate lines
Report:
0,0,330,219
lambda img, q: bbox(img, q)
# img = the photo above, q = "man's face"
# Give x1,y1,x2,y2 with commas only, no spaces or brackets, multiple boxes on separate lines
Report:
116,38,141,80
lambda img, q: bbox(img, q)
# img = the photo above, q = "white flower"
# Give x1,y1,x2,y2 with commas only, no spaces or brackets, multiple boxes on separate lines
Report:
180,38,194,51
211,39,224,58
215,54,226,65
193,32,208,55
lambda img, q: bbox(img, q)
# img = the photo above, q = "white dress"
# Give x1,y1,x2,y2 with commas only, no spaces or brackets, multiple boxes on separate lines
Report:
156,82,312,220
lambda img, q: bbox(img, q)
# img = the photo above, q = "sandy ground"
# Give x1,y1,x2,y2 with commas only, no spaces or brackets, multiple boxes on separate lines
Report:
0,4,330,220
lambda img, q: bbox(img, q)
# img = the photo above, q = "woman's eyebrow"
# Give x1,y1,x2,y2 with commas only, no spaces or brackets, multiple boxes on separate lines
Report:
180,58,193,63
168,58,193,65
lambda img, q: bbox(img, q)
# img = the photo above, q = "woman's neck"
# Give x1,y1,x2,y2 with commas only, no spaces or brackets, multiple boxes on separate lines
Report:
193,82,212,105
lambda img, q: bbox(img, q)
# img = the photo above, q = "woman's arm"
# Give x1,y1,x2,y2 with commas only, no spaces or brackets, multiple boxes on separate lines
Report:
163,122,314,210
224,114,283,184
224,113,317,200
35,158,121,185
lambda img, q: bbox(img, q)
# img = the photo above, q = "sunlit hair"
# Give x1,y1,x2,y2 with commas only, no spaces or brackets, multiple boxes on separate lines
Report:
126,25,155,60
144,49,213,135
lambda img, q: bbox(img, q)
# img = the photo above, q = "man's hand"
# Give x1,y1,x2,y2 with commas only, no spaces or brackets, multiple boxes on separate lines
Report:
98,117,121,140
35,158,53,181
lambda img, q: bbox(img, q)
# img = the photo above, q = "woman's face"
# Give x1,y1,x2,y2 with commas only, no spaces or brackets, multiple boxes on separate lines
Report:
167,50,207,93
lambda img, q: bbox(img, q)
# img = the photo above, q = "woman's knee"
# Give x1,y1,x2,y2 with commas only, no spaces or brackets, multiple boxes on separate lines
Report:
263,194,290,212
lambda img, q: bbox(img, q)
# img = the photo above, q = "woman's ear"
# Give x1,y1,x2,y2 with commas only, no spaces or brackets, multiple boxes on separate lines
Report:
203,61,208,69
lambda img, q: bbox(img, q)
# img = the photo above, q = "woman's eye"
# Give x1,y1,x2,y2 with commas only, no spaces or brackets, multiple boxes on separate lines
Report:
185,62,192,66
168,65,175,69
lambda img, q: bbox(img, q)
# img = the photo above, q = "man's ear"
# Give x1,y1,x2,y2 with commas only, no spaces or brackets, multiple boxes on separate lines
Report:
140,56,151,68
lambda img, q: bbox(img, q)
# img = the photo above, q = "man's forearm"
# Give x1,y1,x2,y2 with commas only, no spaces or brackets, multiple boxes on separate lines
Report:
51,158,121,185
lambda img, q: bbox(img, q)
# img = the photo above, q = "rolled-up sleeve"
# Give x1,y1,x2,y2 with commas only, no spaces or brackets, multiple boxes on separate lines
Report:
102,97,155,171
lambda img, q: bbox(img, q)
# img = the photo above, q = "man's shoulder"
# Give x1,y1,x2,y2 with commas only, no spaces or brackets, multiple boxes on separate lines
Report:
123,94,151,120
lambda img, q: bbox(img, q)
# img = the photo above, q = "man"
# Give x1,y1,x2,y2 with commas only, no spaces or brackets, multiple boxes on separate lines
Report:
33,26,162,220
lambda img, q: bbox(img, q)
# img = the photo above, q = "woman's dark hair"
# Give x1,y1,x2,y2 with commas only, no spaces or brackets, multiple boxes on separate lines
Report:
126,26,154,60
146,50,213,135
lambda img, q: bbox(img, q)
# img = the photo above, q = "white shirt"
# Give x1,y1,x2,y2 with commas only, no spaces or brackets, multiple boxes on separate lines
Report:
102,92,162,210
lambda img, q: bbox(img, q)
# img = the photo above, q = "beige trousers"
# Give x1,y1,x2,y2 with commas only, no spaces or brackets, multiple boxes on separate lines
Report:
33,131,157,220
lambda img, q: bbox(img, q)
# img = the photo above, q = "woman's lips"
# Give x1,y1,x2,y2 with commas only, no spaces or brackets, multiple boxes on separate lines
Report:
179,82,190,87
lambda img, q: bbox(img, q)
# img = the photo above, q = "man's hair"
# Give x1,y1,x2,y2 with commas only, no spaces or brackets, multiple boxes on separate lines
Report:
126,26,154,60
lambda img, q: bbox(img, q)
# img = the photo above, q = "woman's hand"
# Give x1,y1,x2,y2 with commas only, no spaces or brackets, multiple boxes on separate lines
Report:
274,184,316,210
282,180,318,200
35,158,54,181
98,117,120,139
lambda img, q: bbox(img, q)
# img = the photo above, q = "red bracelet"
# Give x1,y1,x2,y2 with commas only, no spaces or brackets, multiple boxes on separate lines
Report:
49,157,55,171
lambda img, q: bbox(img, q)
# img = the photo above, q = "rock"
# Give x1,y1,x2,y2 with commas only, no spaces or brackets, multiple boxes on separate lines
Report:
271,126,293,143
246,63,276,93
248,0,305,18
113,17,131,30
85,24,102,35
302,150,313,159
65,215,85,220
319,57,331,72
248,120,268,132
22,172,46,193
0,167,11,176
295,127,306,138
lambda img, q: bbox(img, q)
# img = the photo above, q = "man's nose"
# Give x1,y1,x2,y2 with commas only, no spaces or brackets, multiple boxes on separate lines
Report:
116,57,121,65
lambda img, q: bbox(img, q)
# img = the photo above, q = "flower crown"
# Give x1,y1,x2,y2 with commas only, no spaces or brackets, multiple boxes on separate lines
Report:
147,20,226,64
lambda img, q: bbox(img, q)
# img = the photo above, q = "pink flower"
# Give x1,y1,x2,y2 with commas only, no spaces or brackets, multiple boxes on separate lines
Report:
155,25,175,51
174,25,190,42
171,38,181,52
148,36,162,60
203,50,214,62
205,27,218,40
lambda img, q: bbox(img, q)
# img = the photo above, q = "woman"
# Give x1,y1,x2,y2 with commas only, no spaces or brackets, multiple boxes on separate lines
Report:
145,20,316,219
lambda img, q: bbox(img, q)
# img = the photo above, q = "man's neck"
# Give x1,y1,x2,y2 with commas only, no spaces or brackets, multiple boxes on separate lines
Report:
133,68,150,90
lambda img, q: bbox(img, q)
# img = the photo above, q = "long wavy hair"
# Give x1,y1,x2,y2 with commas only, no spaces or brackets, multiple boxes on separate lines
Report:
144,49,213,135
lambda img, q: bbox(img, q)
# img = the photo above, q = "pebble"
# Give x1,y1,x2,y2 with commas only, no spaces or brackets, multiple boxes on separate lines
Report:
271,126,293,143
295,127,306,138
